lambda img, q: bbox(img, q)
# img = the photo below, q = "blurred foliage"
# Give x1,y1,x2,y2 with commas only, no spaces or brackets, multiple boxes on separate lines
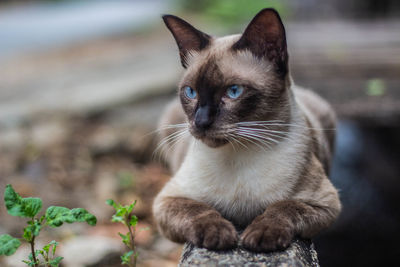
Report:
116,170,136,190
366,78,386,96
174,0,290,29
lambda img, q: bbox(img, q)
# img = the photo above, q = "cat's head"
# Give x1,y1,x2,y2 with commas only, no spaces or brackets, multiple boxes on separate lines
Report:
163,9,291,148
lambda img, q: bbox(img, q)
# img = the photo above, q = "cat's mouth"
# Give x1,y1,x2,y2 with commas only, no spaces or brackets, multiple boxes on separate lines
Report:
201,137,228,148
190,128,228,148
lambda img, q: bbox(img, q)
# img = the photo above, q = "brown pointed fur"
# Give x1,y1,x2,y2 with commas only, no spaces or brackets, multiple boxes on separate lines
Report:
153,9,341,252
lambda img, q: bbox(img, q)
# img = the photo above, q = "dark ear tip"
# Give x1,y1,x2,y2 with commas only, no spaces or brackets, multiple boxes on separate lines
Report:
162,14,182,23
162,14,183,29
163,14,188,20
260,7,279,13
259,8,279,14
162,14,192,29
162,14,174,23
256,8,282,19
251,8,284,27
162,14,174,19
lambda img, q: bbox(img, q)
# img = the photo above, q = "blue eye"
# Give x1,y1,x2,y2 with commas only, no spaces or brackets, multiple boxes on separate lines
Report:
227,85,244,99
184,86,197,99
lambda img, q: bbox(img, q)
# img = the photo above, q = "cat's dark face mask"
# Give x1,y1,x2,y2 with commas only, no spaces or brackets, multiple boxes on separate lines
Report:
178,58,273,148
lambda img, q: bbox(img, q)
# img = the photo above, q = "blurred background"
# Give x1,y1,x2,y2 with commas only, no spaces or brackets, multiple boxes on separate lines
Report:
0,0,399,266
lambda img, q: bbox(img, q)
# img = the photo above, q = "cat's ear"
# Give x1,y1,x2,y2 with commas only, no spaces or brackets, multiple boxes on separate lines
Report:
162,15,211,68
232,8,288,77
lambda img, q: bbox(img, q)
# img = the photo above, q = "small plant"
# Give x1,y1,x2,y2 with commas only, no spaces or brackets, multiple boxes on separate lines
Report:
0,184,97,267
107,199,147,267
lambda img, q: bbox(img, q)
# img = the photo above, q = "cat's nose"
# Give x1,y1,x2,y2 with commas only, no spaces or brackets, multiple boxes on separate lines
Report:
195,106,214,130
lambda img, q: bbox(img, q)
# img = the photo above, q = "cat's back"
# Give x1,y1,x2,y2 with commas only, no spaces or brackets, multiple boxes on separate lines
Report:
293,85,336,172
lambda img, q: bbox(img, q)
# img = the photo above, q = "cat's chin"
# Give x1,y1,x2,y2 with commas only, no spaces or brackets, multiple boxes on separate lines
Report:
201,137,228,148
190,128,229,148
192,134,228,148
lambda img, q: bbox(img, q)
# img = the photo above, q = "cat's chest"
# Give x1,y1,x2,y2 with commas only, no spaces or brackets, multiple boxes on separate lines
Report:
174,141,303,221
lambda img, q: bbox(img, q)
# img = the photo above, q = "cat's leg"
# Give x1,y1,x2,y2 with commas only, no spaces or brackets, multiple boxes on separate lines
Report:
241,197,340,251
153,195,238,250
241,156,341,252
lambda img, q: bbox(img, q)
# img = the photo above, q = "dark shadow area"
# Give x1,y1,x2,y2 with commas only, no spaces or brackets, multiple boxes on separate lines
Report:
315,120,400,267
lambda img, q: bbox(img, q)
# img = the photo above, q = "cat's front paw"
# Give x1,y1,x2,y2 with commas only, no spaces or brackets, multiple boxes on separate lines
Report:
241,219,294,252
186,216,238,250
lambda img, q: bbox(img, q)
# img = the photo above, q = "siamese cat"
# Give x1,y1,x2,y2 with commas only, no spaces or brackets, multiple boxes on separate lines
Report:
153,8,341,252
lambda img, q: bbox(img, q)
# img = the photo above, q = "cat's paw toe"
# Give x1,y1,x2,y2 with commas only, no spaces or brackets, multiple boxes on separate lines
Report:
188,217,238,250
241,223,293,252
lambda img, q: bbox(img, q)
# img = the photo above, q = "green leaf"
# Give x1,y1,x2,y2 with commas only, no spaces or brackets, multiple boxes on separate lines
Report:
0,234,21,256
111,214,125,224
42,243,50,254
121,250,134,265
21,198,42,218
118,232,130,246
49,240,58,255
23,250,40,266
129,215,138,227
38,249,46,257
42,240,58,255
106,199,116,209
22,259,38,267
116,206,127,217
70,208,97,226
127,201,136,213
45,206,97,227
45,206,69,227
28,250,40,260
23,221,41,242
49,256,64,267
4,184,42,218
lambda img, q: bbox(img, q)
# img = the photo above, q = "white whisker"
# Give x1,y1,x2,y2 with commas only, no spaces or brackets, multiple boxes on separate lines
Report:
153,128,188,160
236,130,281,145
235,132,271,151
226,132,249,150
224,135,238,153
237,127,294,142
236,121,335,131
144,123,189,138
162,130,189,157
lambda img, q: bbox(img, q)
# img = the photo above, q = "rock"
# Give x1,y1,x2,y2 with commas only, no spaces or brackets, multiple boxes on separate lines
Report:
179,239,319,267
152,237,183,259
60,236,123,267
